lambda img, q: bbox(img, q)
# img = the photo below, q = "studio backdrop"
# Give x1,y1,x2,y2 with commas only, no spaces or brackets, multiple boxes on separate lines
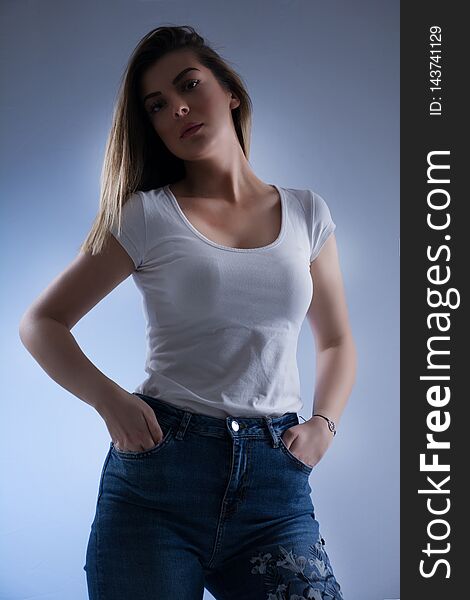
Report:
0,1,399,598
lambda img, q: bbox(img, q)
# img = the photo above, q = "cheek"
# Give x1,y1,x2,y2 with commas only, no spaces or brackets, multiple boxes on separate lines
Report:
153,120,176,146
196,87,225,115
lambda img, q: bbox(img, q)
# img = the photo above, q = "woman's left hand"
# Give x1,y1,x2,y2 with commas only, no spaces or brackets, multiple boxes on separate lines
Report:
280,417,335,468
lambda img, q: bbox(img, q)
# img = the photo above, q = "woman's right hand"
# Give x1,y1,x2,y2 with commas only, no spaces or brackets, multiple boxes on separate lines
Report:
95,390,164,452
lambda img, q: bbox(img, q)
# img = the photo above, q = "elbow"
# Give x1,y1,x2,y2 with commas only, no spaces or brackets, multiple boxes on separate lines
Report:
18,311,34,347
318,329,355,352
18,309,44,348
318,333,357,375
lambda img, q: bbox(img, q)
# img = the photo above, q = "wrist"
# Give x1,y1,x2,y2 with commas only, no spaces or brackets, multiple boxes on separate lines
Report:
91,382,129,415
307,414,337,436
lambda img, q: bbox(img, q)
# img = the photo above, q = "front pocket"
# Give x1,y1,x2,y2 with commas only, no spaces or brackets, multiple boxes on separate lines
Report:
111,426,175,459
278,435,314,474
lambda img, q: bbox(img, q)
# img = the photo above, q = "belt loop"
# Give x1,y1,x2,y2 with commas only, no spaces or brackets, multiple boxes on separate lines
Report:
174,411,192,440
264,416,280,448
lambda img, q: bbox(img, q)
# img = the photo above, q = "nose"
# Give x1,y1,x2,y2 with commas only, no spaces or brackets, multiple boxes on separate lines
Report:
174,105,189,119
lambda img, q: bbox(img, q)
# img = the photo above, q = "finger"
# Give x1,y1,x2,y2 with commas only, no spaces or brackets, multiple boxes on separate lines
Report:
281,430,293,444
142,410,164,444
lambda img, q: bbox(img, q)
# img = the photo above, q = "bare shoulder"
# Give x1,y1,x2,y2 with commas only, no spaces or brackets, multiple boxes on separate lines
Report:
20,234,135,330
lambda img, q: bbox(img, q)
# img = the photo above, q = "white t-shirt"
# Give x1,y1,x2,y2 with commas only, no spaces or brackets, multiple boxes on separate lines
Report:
110,184,336,418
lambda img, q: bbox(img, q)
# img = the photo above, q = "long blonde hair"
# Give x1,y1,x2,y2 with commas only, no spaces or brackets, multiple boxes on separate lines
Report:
79,24,253,256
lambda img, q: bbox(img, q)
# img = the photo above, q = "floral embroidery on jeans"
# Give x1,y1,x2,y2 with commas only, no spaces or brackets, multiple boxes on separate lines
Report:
249,534,344,599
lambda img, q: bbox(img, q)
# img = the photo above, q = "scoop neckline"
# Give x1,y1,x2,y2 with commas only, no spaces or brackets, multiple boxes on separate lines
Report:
163,183,287,253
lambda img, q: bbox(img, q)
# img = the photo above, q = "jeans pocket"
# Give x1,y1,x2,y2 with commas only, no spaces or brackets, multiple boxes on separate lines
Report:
278,435,314,474
111,424,175,459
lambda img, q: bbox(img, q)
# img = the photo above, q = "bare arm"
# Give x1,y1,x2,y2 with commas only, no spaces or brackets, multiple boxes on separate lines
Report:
279,233,357,467
18,234,136,412
306,233,357,428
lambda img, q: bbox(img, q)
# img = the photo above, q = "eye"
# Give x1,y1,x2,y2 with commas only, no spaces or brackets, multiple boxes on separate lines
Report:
185,78,200,90
147,79,200,115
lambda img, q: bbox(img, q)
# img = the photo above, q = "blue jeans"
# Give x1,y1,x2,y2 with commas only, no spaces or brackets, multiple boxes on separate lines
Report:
84,393,344,599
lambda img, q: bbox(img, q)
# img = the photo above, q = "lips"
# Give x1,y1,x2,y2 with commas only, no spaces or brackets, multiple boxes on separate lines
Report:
180,123,203,138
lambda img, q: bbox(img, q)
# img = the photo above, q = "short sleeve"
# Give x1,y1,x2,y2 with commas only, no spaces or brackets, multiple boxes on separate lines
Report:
309,190,336,262
109,191,146,270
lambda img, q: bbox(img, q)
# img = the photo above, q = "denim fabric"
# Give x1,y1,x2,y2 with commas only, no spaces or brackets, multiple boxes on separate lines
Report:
84,393,344,599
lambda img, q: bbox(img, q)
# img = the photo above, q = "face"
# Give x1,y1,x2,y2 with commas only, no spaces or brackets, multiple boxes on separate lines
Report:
140,49,241,160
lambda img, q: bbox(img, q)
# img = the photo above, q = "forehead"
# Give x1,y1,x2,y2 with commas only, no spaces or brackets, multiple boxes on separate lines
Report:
140,49,204,93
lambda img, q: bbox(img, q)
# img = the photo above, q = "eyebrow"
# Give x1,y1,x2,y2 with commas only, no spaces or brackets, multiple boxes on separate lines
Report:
142,67,201,104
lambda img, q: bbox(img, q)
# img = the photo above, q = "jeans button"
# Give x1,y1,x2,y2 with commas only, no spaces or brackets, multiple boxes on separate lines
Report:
231,420,239,432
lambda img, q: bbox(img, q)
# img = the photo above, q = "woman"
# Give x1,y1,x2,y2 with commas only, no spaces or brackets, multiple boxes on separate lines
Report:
19,25,356,600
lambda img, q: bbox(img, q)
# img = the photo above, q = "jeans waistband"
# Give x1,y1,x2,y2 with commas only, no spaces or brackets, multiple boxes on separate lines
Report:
133,393,300,447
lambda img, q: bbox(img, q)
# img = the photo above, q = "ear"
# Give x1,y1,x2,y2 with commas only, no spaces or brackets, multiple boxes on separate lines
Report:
230,93,241,110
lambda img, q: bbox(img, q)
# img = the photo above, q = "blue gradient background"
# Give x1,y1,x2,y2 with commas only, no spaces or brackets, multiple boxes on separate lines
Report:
1,1,399,598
